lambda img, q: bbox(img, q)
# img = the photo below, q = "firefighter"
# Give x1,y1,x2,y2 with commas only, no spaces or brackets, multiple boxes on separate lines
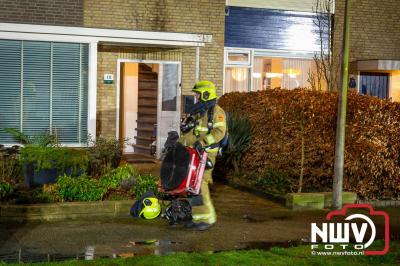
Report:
178,80,227,231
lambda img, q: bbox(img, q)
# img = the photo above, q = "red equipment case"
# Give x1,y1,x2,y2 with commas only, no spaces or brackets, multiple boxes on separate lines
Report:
159,146,207,196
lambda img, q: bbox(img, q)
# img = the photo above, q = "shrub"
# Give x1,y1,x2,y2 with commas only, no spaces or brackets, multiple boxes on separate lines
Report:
5,128,88,177
56,174,106,202
87,136,124,178
255,169,293,196
20,146,89,175
133,174,159,199
99,164,138,190
55,165,141,202
222,113,252,174
0,145,21,182
219,89,400,199
5,128,59,147
20,187,55,204
0,181,15,200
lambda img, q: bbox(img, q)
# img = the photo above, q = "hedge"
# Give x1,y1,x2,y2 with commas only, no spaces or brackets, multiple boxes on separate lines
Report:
219,89,400,199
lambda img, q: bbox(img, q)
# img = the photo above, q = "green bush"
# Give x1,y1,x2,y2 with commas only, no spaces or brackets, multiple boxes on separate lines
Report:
222,113,252,175
133,174,159,199
14,187,55,204
0,181,15,199
4,128,59,147
20,146,89,175
55,165,140,202
87,136,124,178
255,169,293,195
56,174,106,202
99,164,138,190
6,128,88,177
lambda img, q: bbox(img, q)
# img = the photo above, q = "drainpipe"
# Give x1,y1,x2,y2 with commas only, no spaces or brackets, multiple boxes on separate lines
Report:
195,46,200,82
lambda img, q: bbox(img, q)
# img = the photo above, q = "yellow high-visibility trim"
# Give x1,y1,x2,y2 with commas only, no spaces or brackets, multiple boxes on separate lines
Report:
205,134,215,145
195,126,209,132
206,147,219,153
213,122,226,128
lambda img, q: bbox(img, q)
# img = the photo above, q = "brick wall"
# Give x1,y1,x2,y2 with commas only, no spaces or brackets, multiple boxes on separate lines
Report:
333,0,400,63
84,0,225,137
0,0,83,26
96,46,186,137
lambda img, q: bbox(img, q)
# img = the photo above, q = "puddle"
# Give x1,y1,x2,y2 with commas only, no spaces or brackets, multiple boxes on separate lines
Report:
0,240,183,264
0,240,309,263
0,249,86,264
122,240,182,247
240,239,306,250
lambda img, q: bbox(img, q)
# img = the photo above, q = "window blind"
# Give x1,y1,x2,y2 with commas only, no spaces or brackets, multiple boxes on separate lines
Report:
0,40,89,144
0,40,21,143
23,41,51,136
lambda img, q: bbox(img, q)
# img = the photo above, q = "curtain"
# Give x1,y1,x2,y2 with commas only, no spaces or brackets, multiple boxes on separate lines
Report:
224,67,249,93
282,59,312,89
253,57,263,91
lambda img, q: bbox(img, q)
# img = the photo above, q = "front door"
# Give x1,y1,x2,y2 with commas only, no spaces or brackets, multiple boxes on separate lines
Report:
360,72,389,99
156,63,181,158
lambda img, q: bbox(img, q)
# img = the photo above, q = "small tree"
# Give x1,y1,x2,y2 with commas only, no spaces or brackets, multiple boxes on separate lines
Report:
308,0,340,91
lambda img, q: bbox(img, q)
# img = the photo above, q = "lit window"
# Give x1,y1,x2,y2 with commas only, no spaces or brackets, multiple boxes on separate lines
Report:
226,50,251,66
252,56,316,91
224,67,250,93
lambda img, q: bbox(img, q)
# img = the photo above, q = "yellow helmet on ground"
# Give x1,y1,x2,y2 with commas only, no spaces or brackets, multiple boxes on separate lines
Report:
139,197,161,219
192,80,217,102
130,190,161,220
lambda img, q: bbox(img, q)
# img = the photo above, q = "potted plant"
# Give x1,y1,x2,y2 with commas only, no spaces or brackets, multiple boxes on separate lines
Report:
5,128,89,188
21,146,89,187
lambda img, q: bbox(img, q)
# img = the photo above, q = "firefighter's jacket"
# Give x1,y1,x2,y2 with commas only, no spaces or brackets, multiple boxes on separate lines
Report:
178,104,227,153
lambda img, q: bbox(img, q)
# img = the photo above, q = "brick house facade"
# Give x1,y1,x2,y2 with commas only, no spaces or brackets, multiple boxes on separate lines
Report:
83,0,225,137
1,0,400,157
333,0,400,100
0,0,84,26
0,0,224,158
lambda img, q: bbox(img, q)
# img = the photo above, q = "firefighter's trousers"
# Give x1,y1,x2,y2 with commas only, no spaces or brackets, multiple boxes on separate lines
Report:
191,151,217,224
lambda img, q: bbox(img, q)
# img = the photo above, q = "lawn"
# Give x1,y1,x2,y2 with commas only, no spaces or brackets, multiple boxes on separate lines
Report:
1,241,398,266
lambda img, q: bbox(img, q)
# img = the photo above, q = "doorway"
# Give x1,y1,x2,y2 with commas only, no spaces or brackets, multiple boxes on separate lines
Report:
119,61,181,160
360,72,389,99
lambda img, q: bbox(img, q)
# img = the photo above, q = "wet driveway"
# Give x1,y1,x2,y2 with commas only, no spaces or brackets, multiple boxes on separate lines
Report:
0,183,398,263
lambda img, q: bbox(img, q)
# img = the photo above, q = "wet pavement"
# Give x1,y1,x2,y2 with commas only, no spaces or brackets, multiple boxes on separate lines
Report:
0,183,399,263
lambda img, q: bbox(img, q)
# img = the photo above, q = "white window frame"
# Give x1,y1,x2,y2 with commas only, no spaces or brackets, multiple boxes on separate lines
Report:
0,37,97,147
225,49,252,66
223,47,316,93
224,48,253,94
